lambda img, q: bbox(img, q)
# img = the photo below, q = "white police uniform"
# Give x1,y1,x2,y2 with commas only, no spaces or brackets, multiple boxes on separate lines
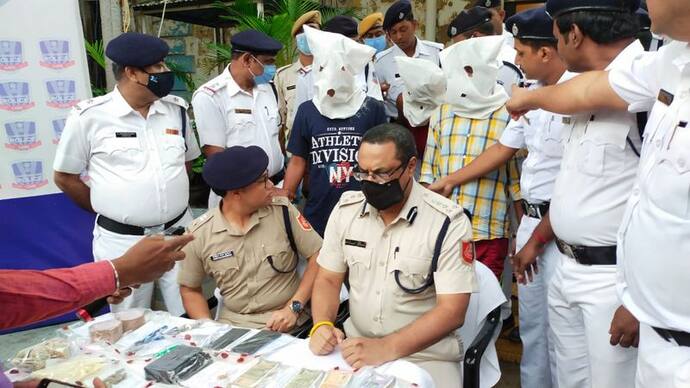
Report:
53,87,201,315
192,67,284,209
500,72,575,388
373,38,443,119
609,40,690,387
547,41,644,388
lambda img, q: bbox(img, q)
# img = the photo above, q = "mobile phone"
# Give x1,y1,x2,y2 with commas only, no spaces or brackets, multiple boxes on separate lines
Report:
37,379,83,388
231,330,282,355
210,327,251,350
164,225,185,236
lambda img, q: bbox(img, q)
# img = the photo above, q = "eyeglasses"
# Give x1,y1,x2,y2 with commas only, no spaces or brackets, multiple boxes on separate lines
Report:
352,161,407,184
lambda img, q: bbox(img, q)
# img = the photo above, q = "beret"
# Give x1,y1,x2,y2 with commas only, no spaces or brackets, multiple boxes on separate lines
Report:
231,30,283,56
358,12,384,37
105,32,169,67
505,6,557,41
546,0,640,19
202,146,269,191
292,10,322,37
323,15,359,38
448,7,492,38
383,0,413,31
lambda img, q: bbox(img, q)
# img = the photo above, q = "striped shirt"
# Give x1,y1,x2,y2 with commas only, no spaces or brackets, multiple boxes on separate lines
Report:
420,104,522,241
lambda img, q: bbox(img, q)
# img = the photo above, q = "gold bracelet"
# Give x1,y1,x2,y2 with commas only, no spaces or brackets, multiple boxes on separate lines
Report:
106,260,120,291
309,321,334,337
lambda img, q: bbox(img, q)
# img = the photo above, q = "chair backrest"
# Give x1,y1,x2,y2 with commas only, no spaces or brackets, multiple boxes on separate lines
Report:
457,261,508,388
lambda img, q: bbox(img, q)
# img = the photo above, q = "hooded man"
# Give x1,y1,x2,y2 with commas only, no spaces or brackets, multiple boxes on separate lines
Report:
420,35,522,279
281,26,387,236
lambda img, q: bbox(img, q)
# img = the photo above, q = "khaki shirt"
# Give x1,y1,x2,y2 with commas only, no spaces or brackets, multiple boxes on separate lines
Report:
275,61,304,144
178,197,322,328
318,182,477,363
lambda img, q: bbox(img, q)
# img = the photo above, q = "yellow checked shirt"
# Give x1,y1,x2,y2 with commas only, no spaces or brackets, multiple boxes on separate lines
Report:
420,104,522,241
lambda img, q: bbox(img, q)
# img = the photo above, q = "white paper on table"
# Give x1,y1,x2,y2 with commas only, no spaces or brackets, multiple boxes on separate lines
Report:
265,340,352,371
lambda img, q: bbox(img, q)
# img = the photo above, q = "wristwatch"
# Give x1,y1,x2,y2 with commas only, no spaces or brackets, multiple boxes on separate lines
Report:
290,300,303,315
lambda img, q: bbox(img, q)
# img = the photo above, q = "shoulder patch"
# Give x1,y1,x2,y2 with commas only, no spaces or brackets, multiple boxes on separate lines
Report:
422,189,462,218
160,94,189,109
74,94,111,115
339,190,366,207
187,210,214,233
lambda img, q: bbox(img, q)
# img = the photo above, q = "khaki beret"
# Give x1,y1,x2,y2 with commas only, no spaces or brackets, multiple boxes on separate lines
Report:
292,10,322,37
358,12,384,37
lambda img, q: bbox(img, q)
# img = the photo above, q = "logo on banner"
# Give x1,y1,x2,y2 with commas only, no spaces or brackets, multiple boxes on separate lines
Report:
11,160,48,190
0,40,28,71
39,39,75,69
328,161,354,188
45,79,78,108
0,81,34,111
4,121,42,150
52,118,66,144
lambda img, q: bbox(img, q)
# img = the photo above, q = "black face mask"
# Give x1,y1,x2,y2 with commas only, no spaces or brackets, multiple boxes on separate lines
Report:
361,176,411,211
141,70,175,98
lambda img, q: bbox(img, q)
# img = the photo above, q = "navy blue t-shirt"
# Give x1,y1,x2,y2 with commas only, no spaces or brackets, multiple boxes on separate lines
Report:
288,97,387,236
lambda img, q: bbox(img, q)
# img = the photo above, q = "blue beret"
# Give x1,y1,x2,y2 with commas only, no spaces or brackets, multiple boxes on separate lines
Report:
448,7,493,38
469,0,501,8
202,146,269,191
383,1,413,31
105,32,169,67
546,0,640,19
506,7,557,41
323,15,359,38
231,30,283,56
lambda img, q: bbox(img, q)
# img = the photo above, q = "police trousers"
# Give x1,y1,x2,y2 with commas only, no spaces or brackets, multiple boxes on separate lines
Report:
635,323,690,387
91,210,192,316
548,257,637,388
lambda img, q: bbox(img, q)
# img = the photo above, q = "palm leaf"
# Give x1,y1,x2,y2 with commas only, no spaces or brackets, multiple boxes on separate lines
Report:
84,39,106,70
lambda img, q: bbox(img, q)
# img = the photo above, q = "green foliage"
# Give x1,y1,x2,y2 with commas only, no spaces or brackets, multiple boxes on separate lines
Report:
84,39,106,69
166,59,197,92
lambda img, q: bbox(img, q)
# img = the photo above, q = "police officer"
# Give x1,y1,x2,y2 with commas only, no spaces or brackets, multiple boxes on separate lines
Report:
507,0,690,384
178,146,322,331
308,124,476,388
374,0,443,122
468,0,514,47
53,32,201,315
447,6,523,97
359,12,388,54
192,30,284,209
508,0,643,387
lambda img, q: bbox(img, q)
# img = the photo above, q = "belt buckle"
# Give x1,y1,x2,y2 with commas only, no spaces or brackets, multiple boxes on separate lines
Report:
558,240,575,259
528,205,538,218
144,224,165,235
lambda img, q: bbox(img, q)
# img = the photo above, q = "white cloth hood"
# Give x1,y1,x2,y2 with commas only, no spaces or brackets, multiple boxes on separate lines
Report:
395,56,446,127
304,25,376,119
440,35,508,119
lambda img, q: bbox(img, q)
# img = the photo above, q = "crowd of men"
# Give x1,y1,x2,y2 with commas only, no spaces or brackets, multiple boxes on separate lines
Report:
2,0,688,386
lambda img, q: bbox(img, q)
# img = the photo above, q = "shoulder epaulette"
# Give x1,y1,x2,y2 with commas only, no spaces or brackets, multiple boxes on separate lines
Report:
422,189,462,218
270,196,291,207
422,40,444,51
339,190,366,206
374,46,395,63
187,210,214,233
74,94,111,115
160,94,189,109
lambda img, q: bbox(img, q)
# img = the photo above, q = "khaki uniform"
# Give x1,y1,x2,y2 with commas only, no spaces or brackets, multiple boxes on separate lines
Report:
178,196,322,328
275,61,305,144
318,182,477,387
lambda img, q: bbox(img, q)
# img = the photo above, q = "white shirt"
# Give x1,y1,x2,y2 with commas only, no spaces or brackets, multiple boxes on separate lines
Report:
499,72,575,203
374,37,443,119
501,26,515,50
549,41,644,247
609,40,690,332
53,87,201,226
192,66,284,177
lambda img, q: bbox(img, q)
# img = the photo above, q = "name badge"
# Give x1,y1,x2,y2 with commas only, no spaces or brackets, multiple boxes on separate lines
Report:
210,251,234,261
394,73,400,78
658,89,674,106
562,117,571,125
345,239,367,248
165,128,179,135
287,85,296,91
235,108,252,114
115,132,137,138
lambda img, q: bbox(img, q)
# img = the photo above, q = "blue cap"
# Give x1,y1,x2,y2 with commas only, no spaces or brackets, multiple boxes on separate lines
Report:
383,0,413,31
105,32,169,67
546,0,640,19
323,15,359,37
202,146,269,191
468,0,501,8
447,7,493,38
230,30,283,56
506,7,557,41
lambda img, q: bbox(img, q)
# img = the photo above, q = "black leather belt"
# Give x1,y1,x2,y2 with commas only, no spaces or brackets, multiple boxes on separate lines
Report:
97,210,186,236
522,201,550,219
653,326,690,347
270,169,285,185
555,238,617,265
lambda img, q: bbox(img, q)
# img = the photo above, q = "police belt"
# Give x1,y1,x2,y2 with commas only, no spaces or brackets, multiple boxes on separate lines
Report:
97,210,186,236
269,169,285,185
522,200,549,219
555,238,617,265
653,326,690,347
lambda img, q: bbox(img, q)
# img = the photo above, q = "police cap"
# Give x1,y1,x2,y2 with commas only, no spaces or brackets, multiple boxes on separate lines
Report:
383,0,414,31
546,0,640,19
105,32,169,67
505,7,557,41
468,0,501,9
447,7,492,38
202,146,269,191
359,12,384,38
230,30,283,56
323,15,359,38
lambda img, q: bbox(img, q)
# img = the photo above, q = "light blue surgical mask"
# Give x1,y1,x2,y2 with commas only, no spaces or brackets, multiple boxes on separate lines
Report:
250,55,277,85
364,36,387,54
295,33,311,55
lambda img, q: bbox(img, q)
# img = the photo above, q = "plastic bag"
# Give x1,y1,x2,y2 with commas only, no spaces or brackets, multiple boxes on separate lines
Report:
10,338,71,371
